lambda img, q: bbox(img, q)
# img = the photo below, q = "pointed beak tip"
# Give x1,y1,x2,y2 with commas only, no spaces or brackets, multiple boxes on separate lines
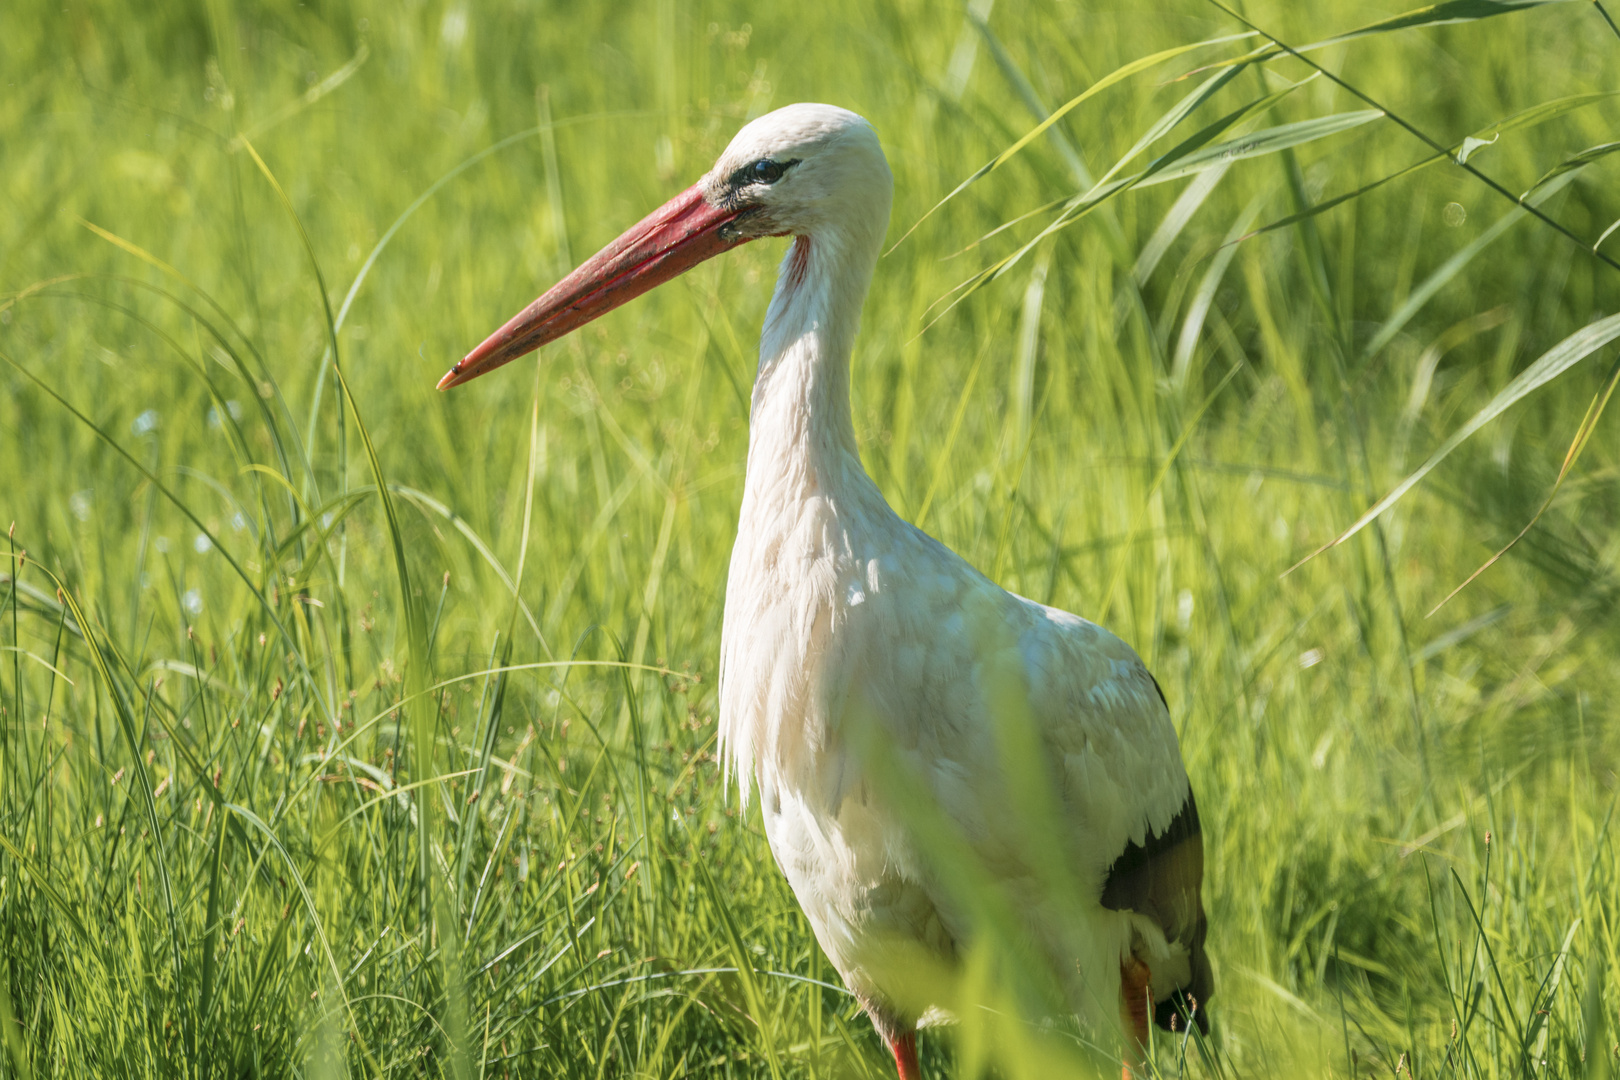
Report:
451,182,744,392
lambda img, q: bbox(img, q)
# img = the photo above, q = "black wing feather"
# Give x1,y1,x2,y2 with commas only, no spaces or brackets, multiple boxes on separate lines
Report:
1100,720,1212,1035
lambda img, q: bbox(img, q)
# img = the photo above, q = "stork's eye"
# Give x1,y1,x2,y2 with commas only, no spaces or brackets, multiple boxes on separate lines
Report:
725,157,798,196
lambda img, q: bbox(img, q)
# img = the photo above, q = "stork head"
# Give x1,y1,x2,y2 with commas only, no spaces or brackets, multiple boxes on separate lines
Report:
697,103,893,246
440,103,891,389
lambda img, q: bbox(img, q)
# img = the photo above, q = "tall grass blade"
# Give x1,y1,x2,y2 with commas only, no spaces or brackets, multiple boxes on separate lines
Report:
1315,0,1558,42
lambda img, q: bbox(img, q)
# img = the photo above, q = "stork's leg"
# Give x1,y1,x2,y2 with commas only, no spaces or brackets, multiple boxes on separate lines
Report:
1120,956,1153,1080
887,1030,922,1080
865,999,922,1080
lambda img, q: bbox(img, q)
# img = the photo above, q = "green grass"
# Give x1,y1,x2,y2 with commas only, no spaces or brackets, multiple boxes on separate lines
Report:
2,0,1619,1076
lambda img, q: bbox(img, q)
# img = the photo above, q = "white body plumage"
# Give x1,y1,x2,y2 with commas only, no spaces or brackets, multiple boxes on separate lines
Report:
711,105,1197,1035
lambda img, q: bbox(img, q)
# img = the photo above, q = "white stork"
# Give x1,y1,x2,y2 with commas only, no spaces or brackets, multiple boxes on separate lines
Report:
441,104,1210,1078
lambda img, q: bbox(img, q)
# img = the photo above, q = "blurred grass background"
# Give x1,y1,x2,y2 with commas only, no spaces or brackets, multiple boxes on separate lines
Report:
1,0,1618,1076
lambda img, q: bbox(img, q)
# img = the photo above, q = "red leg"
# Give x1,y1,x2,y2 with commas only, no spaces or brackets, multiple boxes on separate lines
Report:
887,1030,922,1080
1120,956,1153,1080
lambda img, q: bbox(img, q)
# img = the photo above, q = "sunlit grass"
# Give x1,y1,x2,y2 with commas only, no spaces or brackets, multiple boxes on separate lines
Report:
1,0,1618,1077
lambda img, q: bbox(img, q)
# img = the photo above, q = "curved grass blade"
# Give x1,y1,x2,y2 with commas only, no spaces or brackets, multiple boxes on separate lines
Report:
1522,139,1620,200
1427,350,1620,614
74,220,309,495
1204,0,1620,276
315,771,476,845
1095,66,1261,190
1141,109,1383,187
0,831,91,945
1297,310,1620,569
228,42,370,150
889,33,1254,252
238,135,354,525
241,137,466,1073
334,110,653,335
0,348,335,724
391,485,547,653
1135,163,1232,284
929,108,1381,328
1185,0,1562,80
1597,214,1620,250
0,646,74,685
227,803,383,1077
1314,0,1558,43
334,130,536,333
238,137,409,660
1478,90,1620,142
1361,171,1579,362
1173,194,1268,382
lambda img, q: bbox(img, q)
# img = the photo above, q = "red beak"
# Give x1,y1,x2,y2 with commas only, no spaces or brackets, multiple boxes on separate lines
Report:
440,183,749,389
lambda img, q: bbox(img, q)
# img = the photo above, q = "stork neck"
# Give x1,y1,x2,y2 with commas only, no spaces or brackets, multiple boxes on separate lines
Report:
745,230,881,507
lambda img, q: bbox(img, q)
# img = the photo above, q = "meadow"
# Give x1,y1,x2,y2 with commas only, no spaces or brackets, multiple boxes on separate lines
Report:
1,0,1618,1076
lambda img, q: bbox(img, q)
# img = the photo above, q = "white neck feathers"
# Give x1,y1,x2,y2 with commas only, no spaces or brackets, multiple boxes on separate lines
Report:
744,215,887,508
